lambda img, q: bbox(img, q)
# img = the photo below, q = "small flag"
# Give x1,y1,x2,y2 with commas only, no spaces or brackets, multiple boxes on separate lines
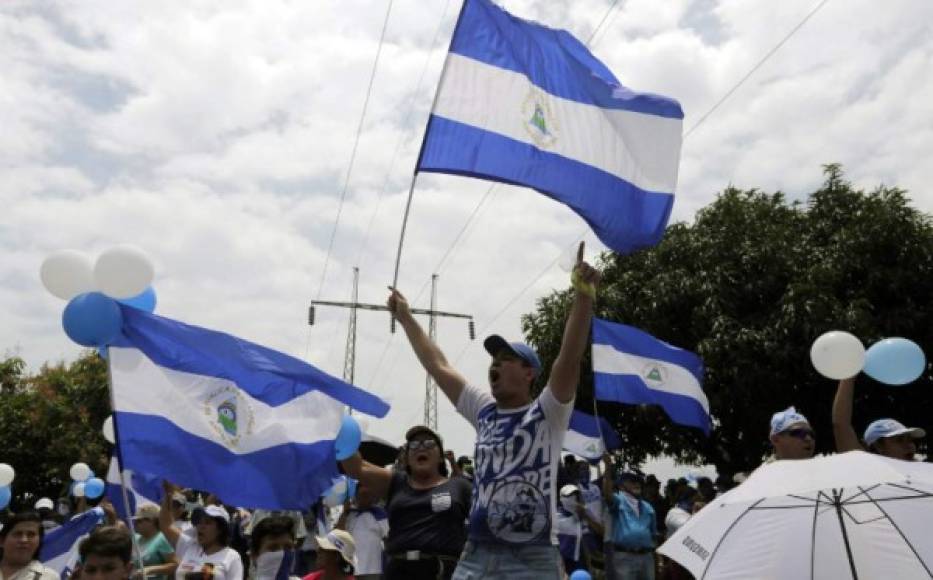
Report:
592,318,709,434
417,0,684,253
109,306,390,509
564,410,621,461
105,455,163,521
40,507,105,578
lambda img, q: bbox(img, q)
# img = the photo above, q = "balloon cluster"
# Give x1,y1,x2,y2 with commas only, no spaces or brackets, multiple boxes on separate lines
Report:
0,463,14,509
40,246,157,348
811,331,926,385
69,462,106,500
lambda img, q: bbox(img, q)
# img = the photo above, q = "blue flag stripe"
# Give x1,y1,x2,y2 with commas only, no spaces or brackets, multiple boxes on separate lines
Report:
592,319,703,380
39,508,104,561
450,0,683,118
116,306,388,417
595,375,710,434
116,412,338,509
419,115,675,253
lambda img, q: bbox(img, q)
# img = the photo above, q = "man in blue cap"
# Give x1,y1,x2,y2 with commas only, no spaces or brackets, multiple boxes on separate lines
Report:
833,378,925,461
387,242,600,579
769,406,816,461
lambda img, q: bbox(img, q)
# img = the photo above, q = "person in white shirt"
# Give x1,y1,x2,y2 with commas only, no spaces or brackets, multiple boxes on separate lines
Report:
0,512,58,580
159,485,243,580
335,482,388,580
388,241,600,580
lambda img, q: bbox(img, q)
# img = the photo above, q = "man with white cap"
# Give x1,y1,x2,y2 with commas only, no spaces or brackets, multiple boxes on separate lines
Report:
303,530,356,580
769,406,816,460
388,242,600,579
832,378,925,460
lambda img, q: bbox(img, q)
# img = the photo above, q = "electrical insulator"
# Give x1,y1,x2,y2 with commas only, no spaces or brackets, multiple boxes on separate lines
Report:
308,306,316,326
468,319,476,340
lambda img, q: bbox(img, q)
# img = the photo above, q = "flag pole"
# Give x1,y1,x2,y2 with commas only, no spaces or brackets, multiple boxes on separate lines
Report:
105,353,146,575
389,0,468,333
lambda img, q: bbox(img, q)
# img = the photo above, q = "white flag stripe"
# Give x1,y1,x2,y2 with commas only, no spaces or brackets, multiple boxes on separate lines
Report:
111,348,341,454
592,343,710,413
434,53,683,194
563,429,605,460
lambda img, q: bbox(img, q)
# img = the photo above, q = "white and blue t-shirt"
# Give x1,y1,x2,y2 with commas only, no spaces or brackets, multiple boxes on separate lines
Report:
456,384,573,546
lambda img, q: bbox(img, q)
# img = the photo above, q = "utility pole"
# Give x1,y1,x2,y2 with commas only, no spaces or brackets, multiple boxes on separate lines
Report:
309,272,474,430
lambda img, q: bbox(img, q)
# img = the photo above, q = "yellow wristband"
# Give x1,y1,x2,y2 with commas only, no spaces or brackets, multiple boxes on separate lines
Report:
571,269,596,299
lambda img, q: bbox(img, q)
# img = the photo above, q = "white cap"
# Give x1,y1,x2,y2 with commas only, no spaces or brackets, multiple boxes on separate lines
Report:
316,530,356,567
559,484,580,497
34,497,54,511
192,505,230,524
770,406,810,436
864,419,925,447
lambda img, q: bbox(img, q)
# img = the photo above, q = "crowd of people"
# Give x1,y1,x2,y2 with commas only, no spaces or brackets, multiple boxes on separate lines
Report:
1,248,927,580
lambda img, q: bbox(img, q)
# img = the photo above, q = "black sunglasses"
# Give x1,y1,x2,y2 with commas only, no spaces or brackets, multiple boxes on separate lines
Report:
408,439,438,451
784,428,816,440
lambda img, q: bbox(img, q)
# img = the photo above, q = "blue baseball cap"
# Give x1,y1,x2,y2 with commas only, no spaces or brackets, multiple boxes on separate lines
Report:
863,419,925,447
769,406,810,436
483,335,542,377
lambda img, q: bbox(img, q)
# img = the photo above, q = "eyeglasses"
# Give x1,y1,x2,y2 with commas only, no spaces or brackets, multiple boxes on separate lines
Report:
408,439,438,451
784,428,816,440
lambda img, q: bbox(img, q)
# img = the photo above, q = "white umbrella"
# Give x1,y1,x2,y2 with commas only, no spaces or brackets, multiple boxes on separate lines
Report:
659,451,933,580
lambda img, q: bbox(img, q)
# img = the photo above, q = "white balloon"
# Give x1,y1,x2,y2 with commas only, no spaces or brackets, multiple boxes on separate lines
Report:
102,416,115,444
73,482,86,497
0,463,14,486
94,245,154,299
810,331,866,380
70,462,92,482
40,250,96,300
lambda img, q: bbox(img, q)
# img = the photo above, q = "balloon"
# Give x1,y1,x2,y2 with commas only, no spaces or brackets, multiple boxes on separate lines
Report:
0,485,10,509
102,416,115,444
70,462,92,482
84,477,105,499
569,571,592,580
864,338,926,386
810,331,865,380
72,482,86,497
0,463,14,486
334,415,362,461
62,292,124,347
94,245,155,299
118,286,157,313
40,250,96,300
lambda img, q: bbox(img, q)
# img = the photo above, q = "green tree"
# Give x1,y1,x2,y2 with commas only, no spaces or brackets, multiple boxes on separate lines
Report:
523,165,933,477
0,351,111,505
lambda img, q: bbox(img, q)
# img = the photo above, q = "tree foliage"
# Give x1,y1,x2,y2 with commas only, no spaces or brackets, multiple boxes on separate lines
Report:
0,351,111,505
523,165,933,477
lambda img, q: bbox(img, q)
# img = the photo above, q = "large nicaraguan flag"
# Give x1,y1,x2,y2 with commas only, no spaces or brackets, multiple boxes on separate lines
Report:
109,306,390,510
592,318,710,434
564,409,622,462
417,0,684,254
40,507,105,578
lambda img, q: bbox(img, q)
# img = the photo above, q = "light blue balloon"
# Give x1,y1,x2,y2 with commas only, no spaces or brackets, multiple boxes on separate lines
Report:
864,338,926,386
569,570,592,580
118,287,157,313
62,292,124,347
334,415,362,461
84,477,106,499
0,485,11,509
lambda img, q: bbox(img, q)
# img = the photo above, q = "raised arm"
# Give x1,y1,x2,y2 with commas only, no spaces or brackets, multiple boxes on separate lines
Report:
159,481,182,549
340,452,393,502
549,242,600,404
388,288,468,405
832,377,863,453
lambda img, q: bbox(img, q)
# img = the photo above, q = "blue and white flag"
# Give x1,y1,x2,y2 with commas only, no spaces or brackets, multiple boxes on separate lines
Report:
105,455,162,521
417,0,683,253
40,507,105,578
109,306,390,510
563,409,621,461
592,318,709,434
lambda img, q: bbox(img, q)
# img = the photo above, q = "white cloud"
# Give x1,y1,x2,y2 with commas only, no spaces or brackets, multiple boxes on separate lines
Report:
2,0,932,470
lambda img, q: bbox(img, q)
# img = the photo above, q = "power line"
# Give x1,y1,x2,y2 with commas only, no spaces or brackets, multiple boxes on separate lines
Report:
314,0,395,304
684,0,832,138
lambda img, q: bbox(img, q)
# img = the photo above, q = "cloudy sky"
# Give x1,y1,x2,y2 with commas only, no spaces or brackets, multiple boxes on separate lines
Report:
2,0,932,477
